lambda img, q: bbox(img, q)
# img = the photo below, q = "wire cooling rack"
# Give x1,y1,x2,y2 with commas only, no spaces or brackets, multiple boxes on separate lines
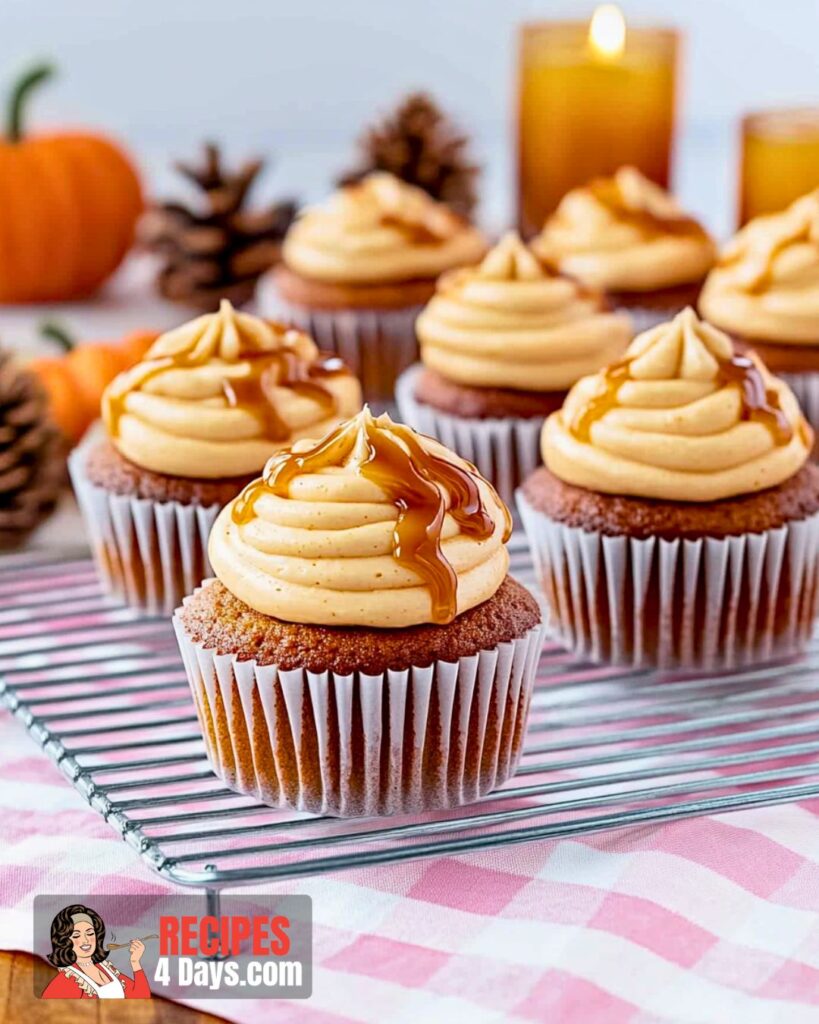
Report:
3,543,819,896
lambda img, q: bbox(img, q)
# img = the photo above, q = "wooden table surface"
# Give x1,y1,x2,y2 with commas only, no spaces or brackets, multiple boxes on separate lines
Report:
0,951,230,1024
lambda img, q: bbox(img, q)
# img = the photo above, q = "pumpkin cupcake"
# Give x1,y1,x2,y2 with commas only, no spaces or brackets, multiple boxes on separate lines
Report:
396,231,632,505
70,301,361,614
258,172,487,406
174,408,543,817
517,308,818,669
699,189,819,435
531,167,716,333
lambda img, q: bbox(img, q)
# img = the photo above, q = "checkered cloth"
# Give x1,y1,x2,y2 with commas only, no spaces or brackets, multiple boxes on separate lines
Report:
3,704,819,1023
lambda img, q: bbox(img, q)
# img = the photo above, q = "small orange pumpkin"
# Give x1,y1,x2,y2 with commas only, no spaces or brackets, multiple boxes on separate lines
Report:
30,325,160,443
0,62,143,303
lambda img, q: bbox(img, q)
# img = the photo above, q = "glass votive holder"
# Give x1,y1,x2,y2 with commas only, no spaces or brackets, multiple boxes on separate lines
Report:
739,108,819,226
516,16,679,238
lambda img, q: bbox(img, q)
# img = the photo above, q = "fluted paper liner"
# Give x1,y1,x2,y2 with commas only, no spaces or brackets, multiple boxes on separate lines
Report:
173,586,544,816
781,371,819,440
69,446,222,616
257,280,421,409
517,489,819,669
396,365,545,509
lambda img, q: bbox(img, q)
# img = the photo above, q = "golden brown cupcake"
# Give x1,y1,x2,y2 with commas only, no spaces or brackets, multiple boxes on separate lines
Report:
174,408,543,816
396,231,632,504
258,172,487,405
69,300,361,614
517,308,818,669
699,189,819,435
532,167,716,332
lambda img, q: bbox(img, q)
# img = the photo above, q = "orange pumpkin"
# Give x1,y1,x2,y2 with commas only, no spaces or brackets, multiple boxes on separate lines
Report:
30,356,88,444
0,62,143,303
30,325,160,443
118,329,159,366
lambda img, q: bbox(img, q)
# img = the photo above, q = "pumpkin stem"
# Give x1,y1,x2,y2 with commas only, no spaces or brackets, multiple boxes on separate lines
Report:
7,61,55,142
39,320,75,353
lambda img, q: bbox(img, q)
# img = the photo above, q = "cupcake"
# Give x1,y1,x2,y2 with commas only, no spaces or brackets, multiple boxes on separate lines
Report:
517,308,818,669
259,172,487,406
531,167,716,332
396,231,633,505
699,189,819,435
70,300,361,614
174,408,543,816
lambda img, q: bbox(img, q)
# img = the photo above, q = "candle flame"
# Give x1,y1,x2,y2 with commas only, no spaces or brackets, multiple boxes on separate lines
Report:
588,4,626,59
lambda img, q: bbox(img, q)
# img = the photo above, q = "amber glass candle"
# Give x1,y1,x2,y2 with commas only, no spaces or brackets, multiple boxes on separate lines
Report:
516,7,679,238
739,108,819,225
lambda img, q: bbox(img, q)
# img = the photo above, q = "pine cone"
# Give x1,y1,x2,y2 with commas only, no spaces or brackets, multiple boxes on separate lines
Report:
0,353,64,549
141,142,298,311
338,92,480,218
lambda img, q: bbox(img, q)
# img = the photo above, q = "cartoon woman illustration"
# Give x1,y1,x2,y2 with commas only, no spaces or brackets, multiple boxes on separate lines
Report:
40,904,151,999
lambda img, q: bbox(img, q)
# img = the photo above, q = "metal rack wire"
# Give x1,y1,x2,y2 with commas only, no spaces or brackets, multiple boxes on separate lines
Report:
3,544,819,898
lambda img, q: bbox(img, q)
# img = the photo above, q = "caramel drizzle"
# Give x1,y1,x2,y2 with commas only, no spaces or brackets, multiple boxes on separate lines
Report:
719,354,794,444
589,179,704,240
570,353,795,445
223,350,345,442
378,213,462,246
728,221,814,295
232,415,509,625
105,333,346,442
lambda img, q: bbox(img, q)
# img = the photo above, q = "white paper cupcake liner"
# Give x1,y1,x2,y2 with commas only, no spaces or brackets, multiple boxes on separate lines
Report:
517,489,819,670
173,585,545,817
69,446,222,616
258,279,421,410
781,371,819,440
396,365,546,509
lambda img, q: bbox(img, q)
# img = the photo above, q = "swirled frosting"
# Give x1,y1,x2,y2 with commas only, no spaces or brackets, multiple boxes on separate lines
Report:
102,300,361,479
543,308,812,502
699,189,819,344
416,231,632,391
282,172,487,284
208,408,512,627
532,167,716,293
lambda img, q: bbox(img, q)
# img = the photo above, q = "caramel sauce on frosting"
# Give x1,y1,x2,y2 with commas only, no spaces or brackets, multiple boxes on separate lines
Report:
210,408,511,628
699,189,819,344
416,231,632,391
102,301,361,479
587,174,705,240
221,350,347,443
282,172,487,285
532,167,716,293
570,350,793,446
543,308,812,502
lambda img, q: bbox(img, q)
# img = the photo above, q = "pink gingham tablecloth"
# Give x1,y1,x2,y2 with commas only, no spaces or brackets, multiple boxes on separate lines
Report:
3,711,819,1023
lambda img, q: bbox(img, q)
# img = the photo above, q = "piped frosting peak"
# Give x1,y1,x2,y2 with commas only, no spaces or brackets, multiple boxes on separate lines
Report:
282,172,487,284
700,189,819,344
543,308,812,502
102,301,361,479
209,408,511,627
416,231,632,391
475,231,545,281
532,167,716,293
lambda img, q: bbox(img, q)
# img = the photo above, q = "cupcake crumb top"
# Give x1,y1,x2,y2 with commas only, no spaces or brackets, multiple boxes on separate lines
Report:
179,575,540,674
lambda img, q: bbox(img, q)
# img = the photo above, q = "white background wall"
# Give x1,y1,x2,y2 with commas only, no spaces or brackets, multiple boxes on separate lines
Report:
1,0,818,235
